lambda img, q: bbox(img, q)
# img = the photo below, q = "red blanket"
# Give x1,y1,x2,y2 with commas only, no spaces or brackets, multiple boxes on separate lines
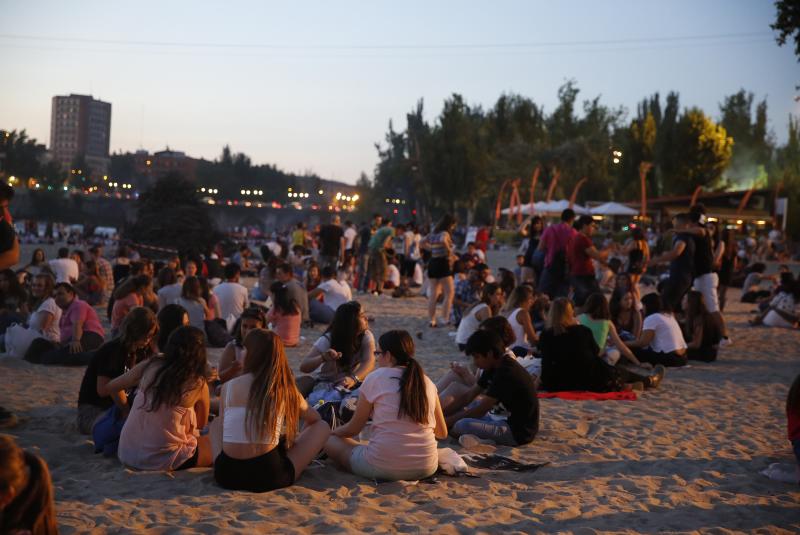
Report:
537,391,637,401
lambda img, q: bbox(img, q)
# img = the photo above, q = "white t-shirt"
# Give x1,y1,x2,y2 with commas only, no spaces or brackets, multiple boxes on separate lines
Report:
49,258,79,283
316,278,352,311
642,313,687,353
412,264,423,286
157,283,183,310
213,281,249,320
386,265,401,287
456,303,489,346
359,366,438,474
764,292,796,328
29,297,62,342
344,227,358,250
404,231,421,260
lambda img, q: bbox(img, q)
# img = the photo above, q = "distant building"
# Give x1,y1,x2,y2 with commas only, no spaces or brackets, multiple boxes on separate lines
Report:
133,149,198,183
50,94,111,175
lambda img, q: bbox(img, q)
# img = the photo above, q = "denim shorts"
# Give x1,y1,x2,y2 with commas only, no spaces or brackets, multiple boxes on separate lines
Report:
349,445,436,482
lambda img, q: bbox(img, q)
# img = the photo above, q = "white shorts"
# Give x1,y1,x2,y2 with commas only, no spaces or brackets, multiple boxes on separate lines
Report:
692,272,720,313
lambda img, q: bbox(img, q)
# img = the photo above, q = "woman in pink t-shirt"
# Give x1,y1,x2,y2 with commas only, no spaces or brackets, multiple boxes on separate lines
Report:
324,330,448,481
267,282,301,347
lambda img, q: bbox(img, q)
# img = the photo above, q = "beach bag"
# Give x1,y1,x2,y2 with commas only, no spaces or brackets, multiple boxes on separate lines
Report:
314,401,340,429
438,448,469,476
307,382,344,406
92,405,125,457
5,324,41,359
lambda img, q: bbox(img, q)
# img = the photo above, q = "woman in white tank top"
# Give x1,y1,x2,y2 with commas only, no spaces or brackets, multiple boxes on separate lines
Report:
213,329,330,492
502,286,539,355
455,283,505,349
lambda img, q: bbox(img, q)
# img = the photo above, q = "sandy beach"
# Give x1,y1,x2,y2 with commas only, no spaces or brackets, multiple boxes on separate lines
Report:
2,248,799,533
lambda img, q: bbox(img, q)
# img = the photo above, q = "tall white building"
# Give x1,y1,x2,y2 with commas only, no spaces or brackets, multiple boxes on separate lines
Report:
50,94,111,175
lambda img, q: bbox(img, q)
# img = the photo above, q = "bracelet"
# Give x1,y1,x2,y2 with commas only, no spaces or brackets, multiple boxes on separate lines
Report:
352,374,361,383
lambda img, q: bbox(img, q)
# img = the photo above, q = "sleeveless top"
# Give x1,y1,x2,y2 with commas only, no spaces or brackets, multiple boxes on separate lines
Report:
577,314,611,351
428,232,449,258
456,303,489,345
508,308,528,348
117,379,198,471
628,240,646,273
222,376,281,446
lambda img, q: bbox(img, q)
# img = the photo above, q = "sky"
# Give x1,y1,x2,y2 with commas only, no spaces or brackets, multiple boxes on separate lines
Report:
1,0,798,185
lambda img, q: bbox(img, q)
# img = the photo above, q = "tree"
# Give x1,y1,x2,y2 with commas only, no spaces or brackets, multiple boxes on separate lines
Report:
775,116,800,238
127,172,221,254
719,90,773,187
668,108,733,193
772,0,800,60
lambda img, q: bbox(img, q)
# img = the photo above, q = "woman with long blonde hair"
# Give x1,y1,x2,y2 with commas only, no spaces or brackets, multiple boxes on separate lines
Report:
214,329,330,492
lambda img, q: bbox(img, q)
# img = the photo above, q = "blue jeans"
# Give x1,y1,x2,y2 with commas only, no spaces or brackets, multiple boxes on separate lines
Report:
452,416,517,446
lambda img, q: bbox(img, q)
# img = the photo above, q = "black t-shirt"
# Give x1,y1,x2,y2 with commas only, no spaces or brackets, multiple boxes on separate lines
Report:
669,233,695,282
539,324,609,392
477,355,539,445
319,224,344,257
0,220,15,253
77,339,129,409
692,228,714,277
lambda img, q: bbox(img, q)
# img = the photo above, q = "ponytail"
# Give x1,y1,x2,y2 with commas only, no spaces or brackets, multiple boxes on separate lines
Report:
378,330,429,424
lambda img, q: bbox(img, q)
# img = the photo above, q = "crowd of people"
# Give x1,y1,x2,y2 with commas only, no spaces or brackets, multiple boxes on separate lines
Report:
1,185,799,532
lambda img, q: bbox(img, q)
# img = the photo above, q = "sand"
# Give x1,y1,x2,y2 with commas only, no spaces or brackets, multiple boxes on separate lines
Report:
2,248,800,533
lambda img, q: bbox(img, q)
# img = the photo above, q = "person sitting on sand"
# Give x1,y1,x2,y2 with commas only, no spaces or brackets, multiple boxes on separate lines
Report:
578,293,641,368
112,326,214,471
750,277,800,329
297,301,375,397
501,285,539,356
4,273,59,359
218,307,267,383
307,266,352,325
540,298,663,392
267,282,301,347
0,435,57,535
74,260,105,306
26,283,105,366
626,293,688,367
455,283,505,352
683,290,722,362
213,329,330,492
156,304,189,352
324,330,447,481
110,275,150,333
75,307,159,434
610,288,642,340
176,276,210,332
444,330,539,446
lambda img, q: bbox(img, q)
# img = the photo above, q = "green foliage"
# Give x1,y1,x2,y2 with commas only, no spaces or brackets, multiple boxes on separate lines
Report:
772,0,800,60
775,117,800,238
719,90,773,187
127,172,221,254
669,108,733,192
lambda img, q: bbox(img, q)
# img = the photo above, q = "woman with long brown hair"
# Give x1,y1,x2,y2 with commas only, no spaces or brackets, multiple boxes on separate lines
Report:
111,326,213,471
214,329,330,492
0,436,57,535
324,330,447,481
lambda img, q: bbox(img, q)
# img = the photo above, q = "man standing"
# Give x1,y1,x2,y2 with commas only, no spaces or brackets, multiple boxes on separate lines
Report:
213,263,250,320
687,206,730,343
318,215,345,270
654,213,696,312
367,219,394,296
537,209,576,299
567,216,610,307
49,247,79,284
343,220,358,256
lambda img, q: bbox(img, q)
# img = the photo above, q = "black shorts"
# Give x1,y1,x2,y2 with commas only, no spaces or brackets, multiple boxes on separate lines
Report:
176,447,199,471
427,257,452,279
401,258,417,278
214,440,296,492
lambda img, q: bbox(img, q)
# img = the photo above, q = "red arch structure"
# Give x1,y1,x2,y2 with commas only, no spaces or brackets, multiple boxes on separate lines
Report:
528,166,541,216
569,177,588,209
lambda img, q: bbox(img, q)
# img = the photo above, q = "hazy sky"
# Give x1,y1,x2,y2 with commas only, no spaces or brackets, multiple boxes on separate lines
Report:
1,1,797,184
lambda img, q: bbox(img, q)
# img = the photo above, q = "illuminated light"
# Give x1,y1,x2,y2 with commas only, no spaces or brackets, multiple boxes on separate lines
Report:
401,200,406,205
256,203,262,208
201,187,206,192
412,209,417,215
227,200,233,206
244,201,252,207
245,190,251,195
613,158,620,164
384,198,390,203
304,193,309,198
207,199,216,205
707,217,718,223
393,209,398,214
103,175,108,180
287,193,292,198
63,186,68,191
352,194,359,201
288,187,293,191
592,215,604,221
622,225,629,231
241,189,246,195
756,220,766,225
318,189,324,195
336,193,342,200
146,160,151,166
328,205,333,210
736,219,743,225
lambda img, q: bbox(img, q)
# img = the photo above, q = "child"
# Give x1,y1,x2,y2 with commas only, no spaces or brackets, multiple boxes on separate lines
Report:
445,330,539,447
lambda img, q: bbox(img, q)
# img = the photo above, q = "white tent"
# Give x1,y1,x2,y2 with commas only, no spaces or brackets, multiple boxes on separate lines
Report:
589,202,638,216
500,199,589,216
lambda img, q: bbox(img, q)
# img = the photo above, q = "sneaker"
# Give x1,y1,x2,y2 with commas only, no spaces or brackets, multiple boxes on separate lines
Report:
647,365,666,389
0,407,18,429
720,337,733,347
458,434,495,448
